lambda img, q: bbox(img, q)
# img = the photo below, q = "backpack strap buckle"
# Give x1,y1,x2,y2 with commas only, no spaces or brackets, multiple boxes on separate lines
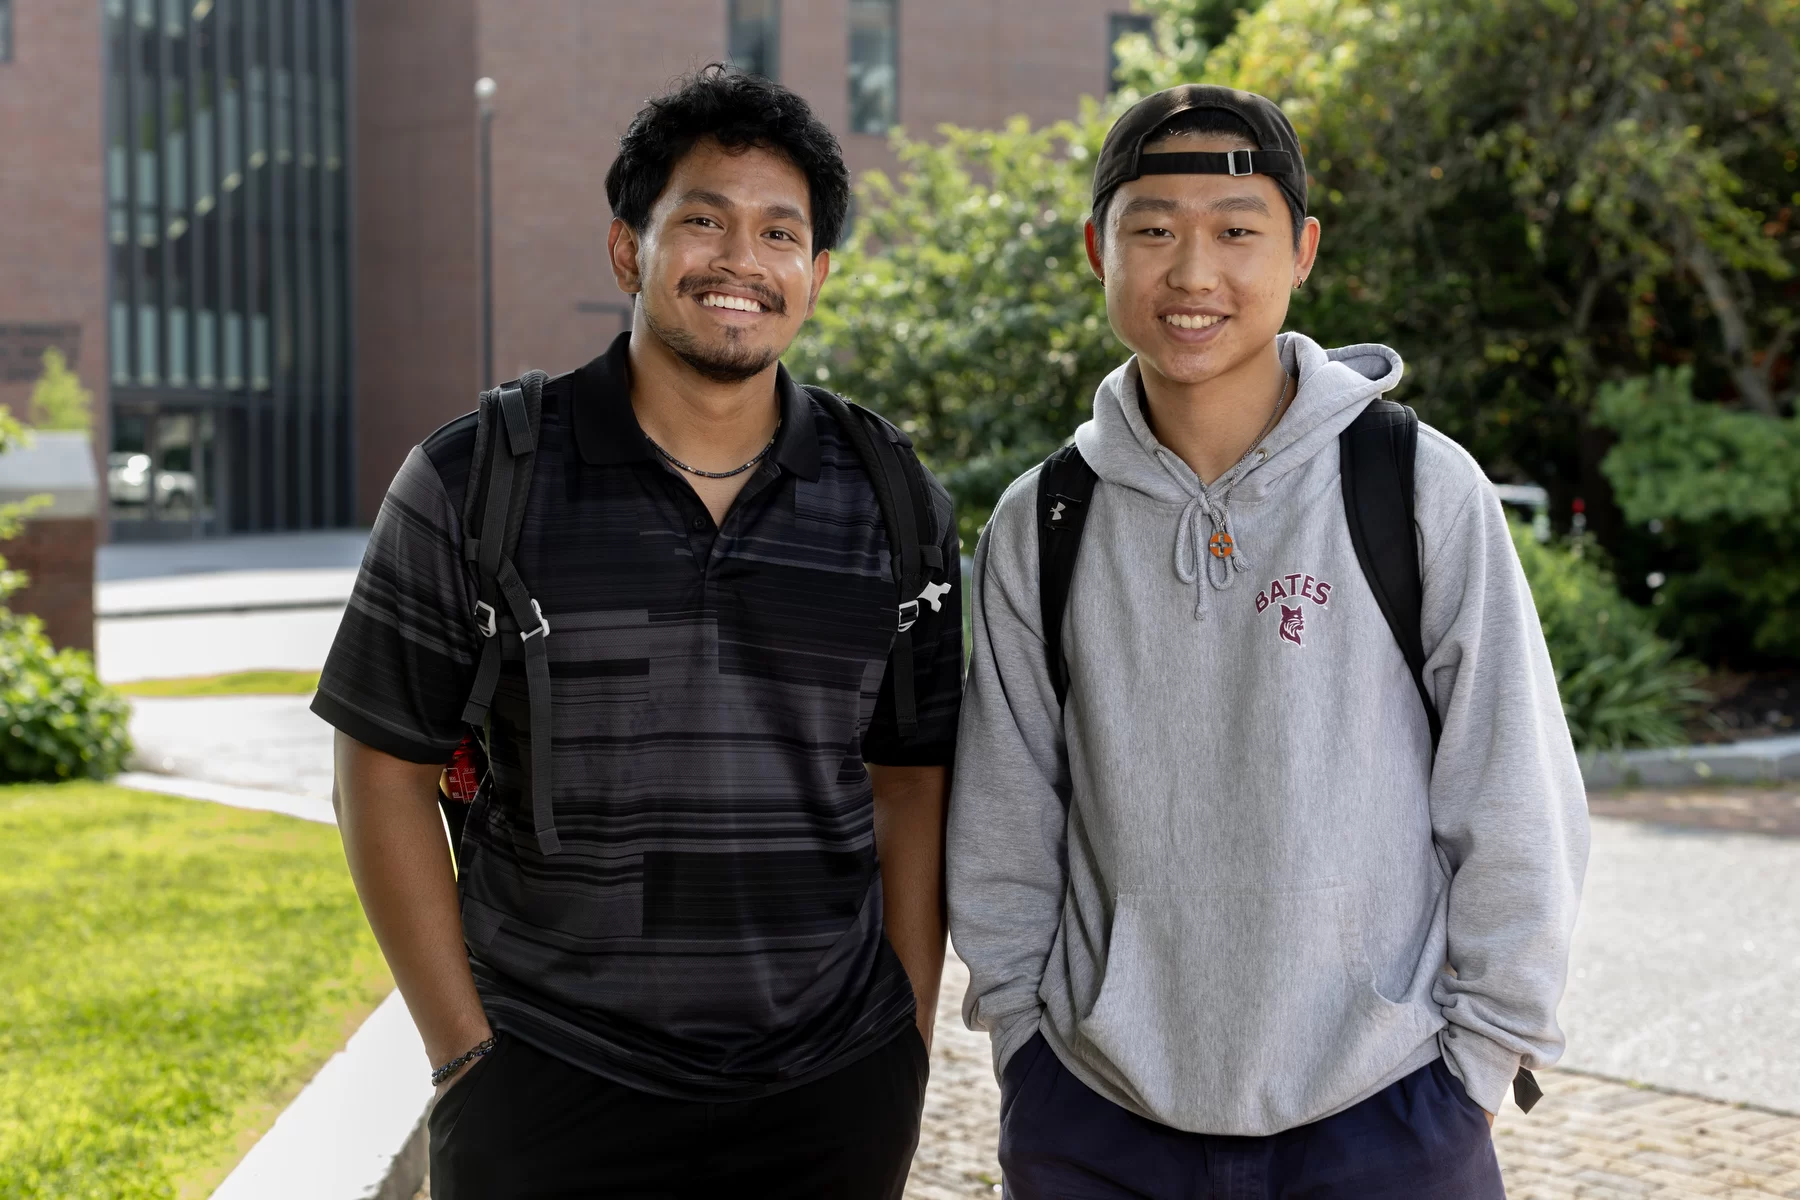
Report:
519,598,550,643
474,601,497,639
897,599,921,633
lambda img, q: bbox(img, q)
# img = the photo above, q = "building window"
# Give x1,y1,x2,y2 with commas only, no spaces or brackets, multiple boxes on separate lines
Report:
105,0,351,537
1108,13,1153,92
848,0,897,134
729,0,779,81
0,0,14,63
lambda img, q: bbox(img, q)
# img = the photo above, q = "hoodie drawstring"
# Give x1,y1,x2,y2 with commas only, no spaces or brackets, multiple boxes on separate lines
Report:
1161,451,1253,620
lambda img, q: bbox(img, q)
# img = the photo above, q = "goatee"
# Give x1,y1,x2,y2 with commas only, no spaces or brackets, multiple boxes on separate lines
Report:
642,304,781,385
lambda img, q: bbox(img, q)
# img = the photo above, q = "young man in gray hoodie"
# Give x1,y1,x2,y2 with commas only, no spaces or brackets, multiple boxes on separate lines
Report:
947,85,1590,1197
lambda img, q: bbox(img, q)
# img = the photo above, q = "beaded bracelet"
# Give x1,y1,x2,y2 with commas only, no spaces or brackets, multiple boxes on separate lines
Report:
431,1036,497,1088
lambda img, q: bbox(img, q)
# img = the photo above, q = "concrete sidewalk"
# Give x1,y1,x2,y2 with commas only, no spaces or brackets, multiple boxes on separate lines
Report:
96,532,365,683
1559,817,1800,1114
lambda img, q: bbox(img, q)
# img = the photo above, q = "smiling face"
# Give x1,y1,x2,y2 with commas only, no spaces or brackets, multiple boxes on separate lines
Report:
609,137,828,383
1086,132,1320,392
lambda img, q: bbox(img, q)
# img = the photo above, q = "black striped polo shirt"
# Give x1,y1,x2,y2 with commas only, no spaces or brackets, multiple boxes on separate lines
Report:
312,332,962,1100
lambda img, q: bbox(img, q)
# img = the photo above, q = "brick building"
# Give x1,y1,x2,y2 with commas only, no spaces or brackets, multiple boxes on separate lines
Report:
0,0,1138,539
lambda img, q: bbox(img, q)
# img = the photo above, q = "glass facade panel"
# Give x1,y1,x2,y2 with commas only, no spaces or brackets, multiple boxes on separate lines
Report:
729,0,780,81
105,0,349,538
848,0,897,135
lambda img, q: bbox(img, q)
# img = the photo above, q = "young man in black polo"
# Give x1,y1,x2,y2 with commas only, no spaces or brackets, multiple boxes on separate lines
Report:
314,68,961,1198
949,86,1587,1197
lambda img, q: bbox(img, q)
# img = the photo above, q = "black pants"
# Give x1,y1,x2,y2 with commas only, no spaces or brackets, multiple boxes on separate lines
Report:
429,1027,929,1199
999,1035,1504,1200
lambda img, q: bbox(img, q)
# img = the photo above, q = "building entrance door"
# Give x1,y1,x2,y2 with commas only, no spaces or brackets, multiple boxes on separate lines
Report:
108,405,224,539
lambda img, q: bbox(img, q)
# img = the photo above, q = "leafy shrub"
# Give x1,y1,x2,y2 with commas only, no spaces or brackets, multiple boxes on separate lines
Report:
0,408,131,781
790,111,1119,544
1510,519,1707,751
1596,367,1800,664
0,611,132,781
28,348,94,432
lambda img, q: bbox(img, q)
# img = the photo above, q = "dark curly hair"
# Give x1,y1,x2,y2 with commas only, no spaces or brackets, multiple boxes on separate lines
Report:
606,66,852,254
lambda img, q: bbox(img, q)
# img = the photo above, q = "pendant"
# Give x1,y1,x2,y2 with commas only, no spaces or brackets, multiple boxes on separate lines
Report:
1209,530,1235,559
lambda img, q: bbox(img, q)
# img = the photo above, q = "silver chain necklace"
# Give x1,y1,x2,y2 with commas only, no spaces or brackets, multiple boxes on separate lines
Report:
647,424,780,480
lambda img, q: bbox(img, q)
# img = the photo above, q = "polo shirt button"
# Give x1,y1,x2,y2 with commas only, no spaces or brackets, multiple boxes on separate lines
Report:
692,516,708,531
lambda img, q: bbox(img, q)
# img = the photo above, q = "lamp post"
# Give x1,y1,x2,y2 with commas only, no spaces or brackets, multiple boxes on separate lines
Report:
475,76,497,389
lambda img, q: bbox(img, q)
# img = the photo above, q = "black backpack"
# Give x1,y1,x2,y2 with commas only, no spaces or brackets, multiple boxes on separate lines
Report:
1034,397,1543,1114
446,371,946,859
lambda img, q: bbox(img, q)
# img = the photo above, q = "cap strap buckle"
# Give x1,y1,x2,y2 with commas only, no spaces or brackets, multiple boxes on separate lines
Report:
1226,148,1254,177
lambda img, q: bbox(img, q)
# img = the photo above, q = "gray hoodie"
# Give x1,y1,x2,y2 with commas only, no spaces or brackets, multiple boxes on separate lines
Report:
947,332,1589,1136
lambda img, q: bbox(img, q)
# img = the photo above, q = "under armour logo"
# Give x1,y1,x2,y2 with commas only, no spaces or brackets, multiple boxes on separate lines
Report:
1051,502,1067,522
898,581,954,633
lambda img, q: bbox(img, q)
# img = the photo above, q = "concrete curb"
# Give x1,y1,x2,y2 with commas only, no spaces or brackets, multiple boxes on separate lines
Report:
1581,734,1800,789
114,774,430,1199
209,990,433,1200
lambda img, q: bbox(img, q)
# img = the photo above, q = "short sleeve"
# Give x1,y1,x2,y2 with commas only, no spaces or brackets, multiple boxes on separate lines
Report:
861,507,964,767
310,446,479,764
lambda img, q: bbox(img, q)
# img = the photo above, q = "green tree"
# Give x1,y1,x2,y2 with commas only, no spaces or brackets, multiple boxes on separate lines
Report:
1119,0,1800,547
1596,366,1800,661
28,348,94,433
791,112,1121,542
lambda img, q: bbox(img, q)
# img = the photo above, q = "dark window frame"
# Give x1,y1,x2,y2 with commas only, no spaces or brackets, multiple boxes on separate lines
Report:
728,0,780,82
0,0,13,64
1108,12,1154,93
847,0,898,136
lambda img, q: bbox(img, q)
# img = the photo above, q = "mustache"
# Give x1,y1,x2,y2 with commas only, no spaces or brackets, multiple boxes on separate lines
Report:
674,274,788,316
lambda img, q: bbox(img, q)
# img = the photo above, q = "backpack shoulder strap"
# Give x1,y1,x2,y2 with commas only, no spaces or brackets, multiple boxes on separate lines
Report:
1036,441,1099,708
1339,399,1441,751
1338,404,1541,1114
804,385,945,738
459,368,561,856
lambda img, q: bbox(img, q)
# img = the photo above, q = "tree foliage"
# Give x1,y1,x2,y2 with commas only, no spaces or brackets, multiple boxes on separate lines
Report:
28,349,94,433
791,113,1119,542
1117,0,1800,533
797,0,1800,671
1597,366,1800,660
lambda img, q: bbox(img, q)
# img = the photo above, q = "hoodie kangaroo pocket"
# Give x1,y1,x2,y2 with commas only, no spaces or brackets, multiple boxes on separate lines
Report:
1074,884,1430,1134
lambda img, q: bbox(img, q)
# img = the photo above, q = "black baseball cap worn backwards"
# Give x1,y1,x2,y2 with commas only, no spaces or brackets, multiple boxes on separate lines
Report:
1092,84,1308,225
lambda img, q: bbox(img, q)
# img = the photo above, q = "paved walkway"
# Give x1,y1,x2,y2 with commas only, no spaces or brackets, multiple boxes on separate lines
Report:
1559,820,1800,1114
129,695,335,798
95,532,363,683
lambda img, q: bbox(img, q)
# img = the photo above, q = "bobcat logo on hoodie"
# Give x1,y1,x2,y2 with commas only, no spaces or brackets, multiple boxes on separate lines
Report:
1257,572,1333,647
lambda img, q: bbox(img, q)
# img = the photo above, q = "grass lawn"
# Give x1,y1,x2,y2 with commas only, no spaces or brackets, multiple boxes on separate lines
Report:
113,670,321,698
0,783,392,1199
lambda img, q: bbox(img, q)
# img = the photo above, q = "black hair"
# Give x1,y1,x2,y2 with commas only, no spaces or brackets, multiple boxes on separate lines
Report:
606,65,853,253
1093,108,1305,249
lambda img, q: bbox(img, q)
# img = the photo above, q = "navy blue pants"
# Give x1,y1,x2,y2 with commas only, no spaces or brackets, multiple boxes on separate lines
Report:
999,1035,1504,1200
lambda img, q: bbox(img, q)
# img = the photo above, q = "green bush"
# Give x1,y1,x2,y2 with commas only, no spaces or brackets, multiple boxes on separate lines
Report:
28,348,94,432
0,407,132,782
1510,520,1708,751
1596,367,1800,664
0,612,132,782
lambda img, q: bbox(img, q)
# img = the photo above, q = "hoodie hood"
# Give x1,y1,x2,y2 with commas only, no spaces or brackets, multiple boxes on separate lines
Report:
1072,333,1405,616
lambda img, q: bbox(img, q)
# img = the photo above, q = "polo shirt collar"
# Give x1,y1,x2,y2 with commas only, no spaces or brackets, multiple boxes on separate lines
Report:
571,331,821,481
